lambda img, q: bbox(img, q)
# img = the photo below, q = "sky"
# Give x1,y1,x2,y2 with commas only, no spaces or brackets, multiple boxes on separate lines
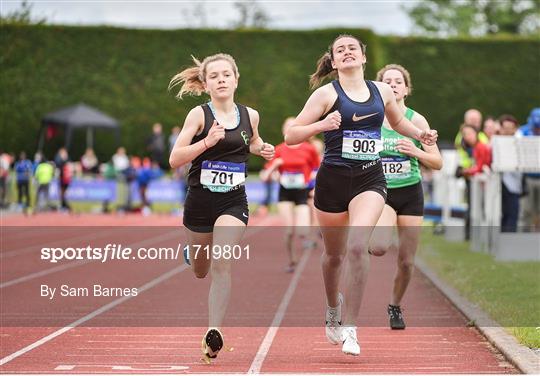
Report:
0,0,418,35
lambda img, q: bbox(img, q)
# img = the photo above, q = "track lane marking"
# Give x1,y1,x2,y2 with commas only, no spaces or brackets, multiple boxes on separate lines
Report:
247,249,311,374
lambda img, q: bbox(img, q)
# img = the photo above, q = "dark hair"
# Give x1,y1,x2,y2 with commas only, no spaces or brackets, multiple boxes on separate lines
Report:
498,114,519,127
309,34,367,89
461,123,479,147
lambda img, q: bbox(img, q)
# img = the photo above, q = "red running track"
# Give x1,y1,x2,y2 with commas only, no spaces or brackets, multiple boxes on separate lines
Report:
0,212,517,374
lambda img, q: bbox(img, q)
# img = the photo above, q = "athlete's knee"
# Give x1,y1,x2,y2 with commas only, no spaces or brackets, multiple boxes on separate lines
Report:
369,244,388,257
397,257,415,274
322,252,344,268
211,262,231,278
347,243,369,261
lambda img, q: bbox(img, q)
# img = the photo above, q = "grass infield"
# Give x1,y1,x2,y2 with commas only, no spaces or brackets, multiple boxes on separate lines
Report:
418,229,540,349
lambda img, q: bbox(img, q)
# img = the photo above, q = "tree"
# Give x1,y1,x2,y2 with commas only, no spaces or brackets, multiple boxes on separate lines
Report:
403,0,540,37
181,1,208,28
0,0,47,26
232,0,270,29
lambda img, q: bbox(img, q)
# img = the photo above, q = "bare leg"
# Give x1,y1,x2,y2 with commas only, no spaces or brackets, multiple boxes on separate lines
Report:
294,203,311,248
277,201,296,266
342,191,385,326
208,214,246,328
184,228,213,279
317,208,349,308
369,204,398,257
391,215,423,306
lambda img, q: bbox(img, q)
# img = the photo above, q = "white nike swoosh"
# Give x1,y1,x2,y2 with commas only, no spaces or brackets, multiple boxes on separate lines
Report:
352,112,379,122
242,213,248,218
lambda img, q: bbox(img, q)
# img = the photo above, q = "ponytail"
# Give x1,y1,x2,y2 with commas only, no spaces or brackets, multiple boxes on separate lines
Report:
168,53,240,100
168,56,205,99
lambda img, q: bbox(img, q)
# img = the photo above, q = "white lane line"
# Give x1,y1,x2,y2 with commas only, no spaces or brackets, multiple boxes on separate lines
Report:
0,230,181,289
1,228,122,258
0,264,187,366
247,249,311,374
1,217,275,367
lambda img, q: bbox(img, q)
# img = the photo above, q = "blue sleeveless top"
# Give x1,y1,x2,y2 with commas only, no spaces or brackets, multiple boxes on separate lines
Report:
322,80,385,167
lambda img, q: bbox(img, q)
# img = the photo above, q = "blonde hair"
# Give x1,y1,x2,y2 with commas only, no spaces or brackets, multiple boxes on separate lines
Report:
168,53,240,100
309,34,367,89
376,64,413,96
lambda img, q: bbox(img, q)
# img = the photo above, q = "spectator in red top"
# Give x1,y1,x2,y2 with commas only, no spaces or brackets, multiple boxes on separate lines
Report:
263,117,320,272
461,124,492,177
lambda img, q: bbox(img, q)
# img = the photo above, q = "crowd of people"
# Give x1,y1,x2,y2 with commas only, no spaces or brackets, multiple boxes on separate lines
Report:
1,33,538,364
454,107,540,234
0,123,186,214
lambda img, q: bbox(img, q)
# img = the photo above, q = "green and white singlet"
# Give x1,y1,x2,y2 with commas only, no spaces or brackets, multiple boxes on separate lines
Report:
380,107,423,189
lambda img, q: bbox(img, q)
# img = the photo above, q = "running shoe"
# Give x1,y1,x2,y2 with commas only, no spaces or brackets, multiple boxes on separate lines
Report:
341,326,360,356
325,292,343,344
388,304,406,330
201,328,224,363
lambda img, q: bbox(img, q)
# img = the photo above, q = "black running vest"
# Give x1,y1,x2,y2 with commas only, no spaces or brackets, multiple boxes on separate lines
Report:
322,80,385,167
188,103,253,188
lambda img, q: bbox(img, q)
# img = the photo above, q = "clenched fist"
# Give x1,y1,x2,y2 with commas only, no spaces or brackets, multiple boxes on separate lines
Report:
319,110,341,132
205,120,225,148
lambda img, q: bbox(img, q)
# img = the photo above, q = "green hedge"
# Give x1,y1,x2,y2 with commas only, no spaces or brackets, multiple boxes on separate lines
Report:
1,25,539,170
379,36,540,140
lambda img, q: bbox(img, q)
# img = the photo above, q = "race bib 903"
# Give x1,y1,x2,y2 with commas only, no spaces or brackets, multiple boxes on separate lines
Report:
200,161,246,192
381,156,411,178
342,130,382,161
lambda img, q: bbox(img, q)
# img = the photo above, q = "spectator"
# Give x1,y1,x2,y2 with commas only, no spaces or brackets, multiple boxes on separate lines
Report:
137,159,163,215
455,108,489,170
456,124,492,240
516,108,540,230
147,123,165,168
33,151,43,172
81,148,99,174
169,126,180,154
14,152,33,210
499,115,522,232
34,158,55,212
0,151,11,208
482,116,500,143
112,147,130,174
54,147,71,211
517,107,540,137
460,125,492,177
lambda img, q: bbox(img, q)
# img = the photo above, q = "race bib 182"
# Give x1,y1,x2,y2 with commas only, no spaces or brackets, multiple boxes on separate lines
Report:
381,156,411,178
200,161,246,192
342,130,382,160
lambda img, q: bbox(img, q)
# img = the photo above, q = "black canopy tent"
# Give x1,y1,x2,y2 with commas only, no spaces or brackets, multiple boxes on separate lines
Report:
38,103,120,152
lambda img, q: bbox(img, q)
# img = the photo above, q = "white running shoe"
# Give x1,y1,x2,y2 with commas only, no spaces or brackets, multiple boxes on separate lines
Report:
341,326,360,356
325,292,343,345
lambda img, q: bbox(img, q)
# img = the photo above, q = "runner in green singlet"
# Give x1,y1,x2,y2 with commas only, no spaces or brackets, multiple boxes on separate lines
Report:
370,64,443,330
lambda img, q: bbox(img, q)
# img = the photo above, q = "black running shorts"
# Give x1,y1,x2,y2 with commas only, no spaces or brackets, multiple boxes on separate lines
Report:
278,186,310,205
386,181,424,216
314,161,387,213
183,186,249,233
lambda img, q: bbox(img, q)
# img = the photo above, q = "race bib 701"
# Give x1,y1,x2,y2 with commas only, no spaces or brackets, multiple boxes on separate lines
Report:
200,161,246,192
